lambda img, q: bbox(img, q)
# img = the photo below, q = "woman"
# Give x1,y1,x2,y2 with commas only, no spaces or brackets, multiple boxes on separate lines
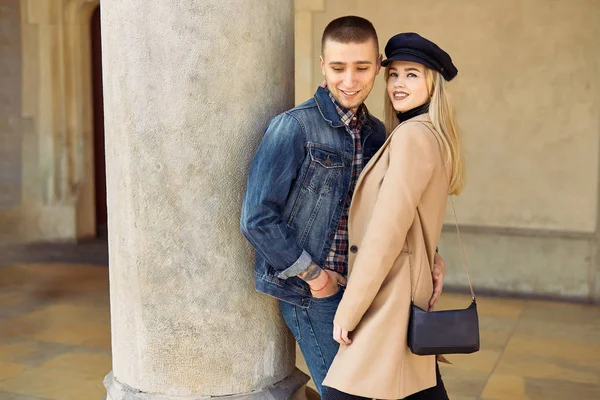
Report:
322,32,465,400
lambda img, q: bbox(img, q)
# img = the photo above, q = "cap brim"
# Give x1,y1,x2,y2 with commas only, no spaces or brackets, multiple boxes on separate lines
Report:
381,53,438,72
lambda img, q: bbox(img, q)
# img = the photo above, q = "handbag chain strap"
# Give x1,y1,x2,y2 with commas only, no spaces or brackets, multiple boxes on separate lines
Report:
406,121,475,302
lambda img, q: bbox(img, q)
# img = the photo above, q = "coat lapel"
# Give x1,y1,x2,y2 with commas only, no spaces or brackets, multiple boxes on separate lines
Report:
354,114,430,193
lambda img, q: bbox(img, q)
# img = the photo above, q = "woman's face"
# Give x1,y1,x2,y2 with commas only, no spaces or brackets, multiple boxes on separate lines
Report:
386,61,430,113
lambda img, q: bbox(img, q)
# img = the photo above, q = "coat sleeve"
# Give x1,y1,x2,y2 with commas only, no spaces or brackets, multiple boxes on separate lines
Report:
334,125,437,331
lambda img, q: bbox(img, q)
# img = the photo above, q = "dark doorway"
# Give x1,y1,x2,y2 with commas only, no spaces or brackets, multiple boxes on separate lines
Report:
91,6,107,238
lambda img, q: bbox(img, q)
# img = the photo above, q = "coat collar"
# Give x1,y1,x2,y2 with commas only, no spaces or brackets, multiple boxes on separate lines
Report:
355,114,432,190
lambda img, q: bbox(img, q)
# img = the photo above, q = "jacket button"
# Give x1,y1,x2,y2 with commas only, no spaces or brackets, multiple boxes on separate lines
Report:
329,233,335,240
345,161,351,167
339,198,344,205
350,245,358,253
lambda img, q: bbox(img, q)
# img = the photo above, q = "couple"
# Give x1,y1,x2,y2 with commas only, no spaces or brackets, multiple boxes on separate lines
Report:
241,15,465,400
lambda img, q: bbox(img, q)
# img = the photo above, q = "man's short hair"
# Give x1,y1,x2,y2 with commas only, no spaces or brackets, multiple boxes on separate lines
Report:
321,16,379,54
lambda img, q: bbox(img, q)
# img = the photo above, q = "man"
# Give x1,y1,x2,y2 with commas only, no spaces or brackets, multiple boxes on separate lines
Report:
241,16,445,396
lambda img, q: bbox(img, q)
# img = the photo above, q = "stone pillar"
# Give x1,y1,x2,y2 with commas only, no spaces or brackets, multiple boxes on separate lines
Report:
100,1,307,399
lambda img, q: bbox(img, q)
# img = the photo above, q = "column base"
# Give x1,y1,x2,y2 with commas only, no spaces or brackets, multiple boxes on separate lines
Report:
104,368,310,400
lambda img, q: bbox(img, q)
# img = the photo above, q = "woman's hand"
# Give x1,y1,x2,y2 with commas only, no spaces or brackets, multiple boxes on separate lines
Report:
333,322,352,345
429,252,445,311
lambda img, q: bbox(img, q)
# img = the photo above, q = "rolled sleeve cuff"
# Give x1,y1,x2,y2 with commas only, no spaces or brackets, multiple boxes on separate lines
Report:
276,250,313,279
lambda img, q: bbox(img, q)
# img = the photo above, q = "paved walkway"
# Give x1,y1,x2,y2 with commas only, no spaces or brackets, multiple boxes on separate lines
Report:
297,291,600,399
0,249,599,399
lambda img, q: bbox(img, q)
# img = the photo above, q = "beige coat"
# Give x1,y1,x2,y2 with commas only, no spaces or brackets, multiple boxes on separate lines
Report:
322,114,448,399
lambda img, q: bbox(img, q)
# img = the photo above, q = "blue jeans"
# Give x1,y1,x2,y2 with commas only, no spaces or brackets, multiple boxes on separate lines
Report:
280,287,344,397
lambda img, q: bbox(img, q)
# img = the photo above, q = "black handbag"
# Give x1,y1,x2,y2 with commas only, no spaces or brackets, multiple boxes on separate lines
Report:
407,297,479,355
406,122,480,356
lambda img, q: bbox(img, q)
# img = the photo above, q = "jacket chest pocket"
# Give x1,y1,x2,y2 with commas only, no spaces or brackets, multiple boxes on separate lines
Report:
302,147,345,194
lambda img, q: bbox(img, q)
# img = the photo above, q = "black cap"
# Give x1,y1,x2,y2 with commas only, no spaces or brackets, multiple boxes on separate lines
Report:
381,32,458,81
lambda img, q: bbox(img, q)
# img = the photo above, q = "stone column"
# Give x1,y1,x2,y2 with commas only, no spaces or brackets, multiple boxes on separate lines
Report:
100,1,307,399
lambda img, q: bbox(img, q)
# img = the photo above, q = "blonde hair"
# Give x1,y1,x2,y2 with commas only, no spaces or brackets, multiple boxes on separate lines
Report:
383,67,465,195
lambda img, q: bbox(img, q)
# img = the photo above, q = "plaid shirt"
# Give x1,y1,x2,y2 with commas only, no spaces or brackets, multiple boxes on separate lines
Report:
323,91,368,275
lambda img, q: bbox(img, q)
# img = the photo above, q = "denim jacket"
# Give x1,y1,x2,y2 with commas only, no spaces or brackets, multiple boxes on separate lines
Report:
240,87,386,307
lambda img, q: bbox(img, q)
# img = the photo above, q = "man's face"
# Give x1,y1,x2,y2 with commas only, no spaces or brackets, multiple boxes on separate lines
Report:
320,39,382,113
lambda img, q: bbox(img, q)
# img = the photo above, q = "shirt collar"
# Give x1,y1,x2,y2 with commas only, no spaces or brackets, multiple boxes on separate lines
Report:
327,89,368,128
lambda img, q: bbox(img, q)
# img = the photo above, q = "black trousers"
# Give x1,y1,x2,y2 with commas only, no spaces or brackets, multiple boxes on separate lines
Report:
323,363,449,400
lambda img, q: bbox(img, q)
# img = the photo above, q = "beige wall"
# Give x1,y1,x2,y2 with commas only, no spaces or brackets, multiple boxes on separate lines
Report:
0,0,22,212
296,0,600,232
295,0,600,300
0,0,77,243
0,0,99,244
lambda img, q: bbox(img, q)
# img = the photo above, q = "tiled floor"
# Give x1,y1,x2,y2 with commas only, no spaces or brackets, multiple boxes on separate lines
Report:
1,258,599,399
0,262,111,400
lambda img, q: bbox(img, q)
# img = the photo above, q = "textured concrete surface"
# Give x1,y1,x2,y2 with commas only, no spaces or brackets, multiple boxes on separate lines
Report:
100,0,301,397
105,369,309,400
